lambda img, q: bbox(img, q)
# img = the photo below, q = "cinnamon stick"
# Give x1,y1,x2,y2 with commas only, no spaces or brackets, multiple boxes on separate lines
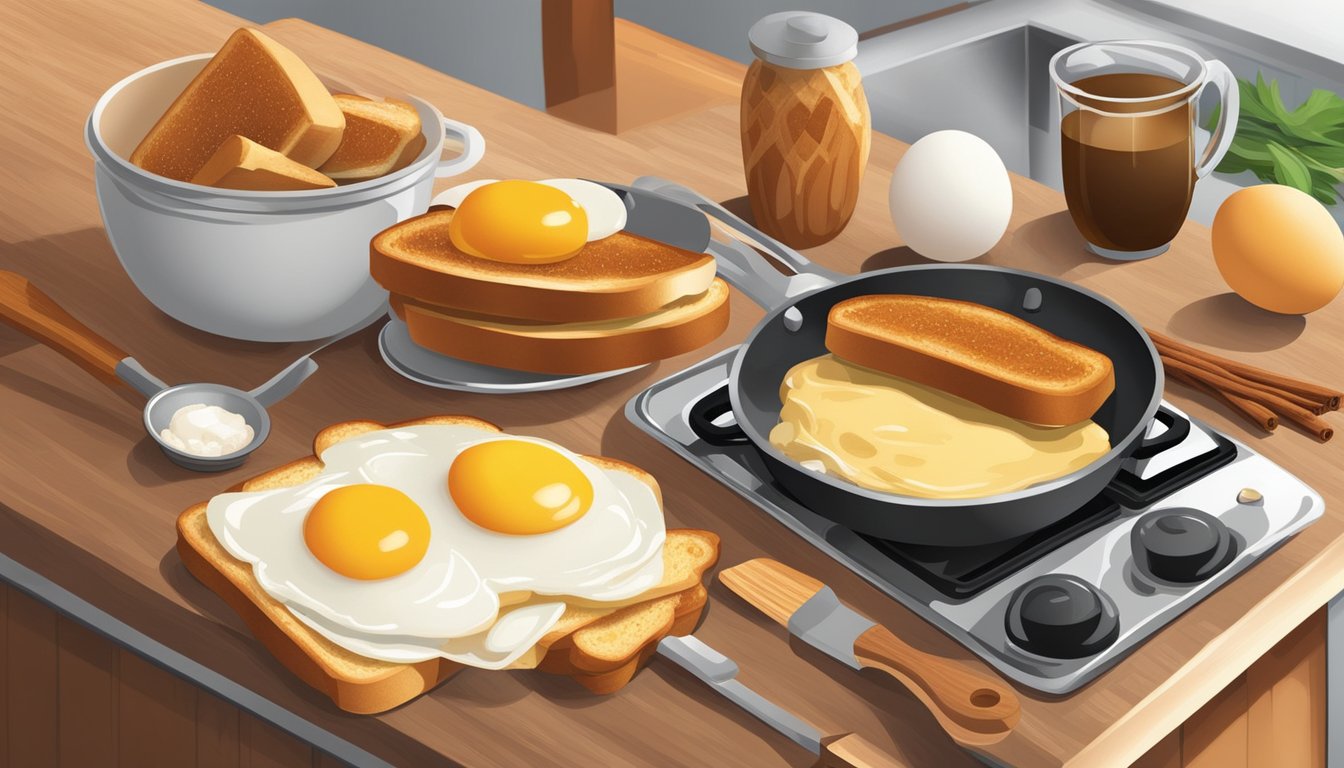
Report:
1167,368,1278,432
1164,358,1334,442
1158,347,1326,415
1147,329,1342,410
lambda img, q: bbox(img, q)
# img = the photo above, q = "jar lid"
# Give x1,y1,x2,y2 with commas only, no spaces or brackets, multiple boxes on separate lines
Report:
748,12,858,69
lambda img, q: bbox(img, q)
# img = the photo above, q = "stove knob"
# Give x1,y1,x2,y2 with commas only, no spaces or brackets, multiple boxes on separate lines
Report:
1132,508,1236,585
1005,575,1120,659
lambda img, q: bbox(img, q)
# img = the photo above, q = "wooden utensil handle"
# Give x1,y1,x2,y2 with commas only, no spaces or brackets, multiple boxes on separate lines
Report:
854,624,1020,746
818,733,909,768
0,271,128,388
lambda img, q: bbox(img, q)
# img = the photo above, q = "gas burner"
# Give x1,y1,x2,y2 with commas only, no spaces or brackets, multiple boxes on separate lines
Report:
860,494,1122,599
626,347,1324,693
1107,408,1238,508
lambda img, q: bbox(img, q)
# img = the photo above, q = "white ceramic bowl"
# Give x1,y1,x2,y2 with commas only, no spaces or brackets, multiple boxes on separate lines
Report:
85,54,484,342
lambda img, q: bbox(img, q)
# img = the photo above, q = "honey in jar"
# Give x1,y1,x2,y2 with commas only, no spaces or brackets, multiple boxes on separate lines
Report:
741,12,871,248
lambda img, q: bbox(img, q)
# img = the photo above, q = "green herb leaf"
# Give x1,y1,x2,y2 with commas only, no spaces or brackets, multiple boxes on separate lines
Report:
1206,73,1344,206
1311,173,1339,205
1266,141,1314,193
1300,152,1344,183
1298,144,1344,168
1237,78,1279,124
1256,74,1294,125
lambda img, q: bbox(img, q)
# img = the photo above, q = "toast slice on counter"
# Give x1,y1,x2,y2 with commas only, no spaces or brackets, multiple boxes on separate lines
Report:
826,294,1116,426
370,209,718,323
175,415,719,714
131,27,344,181
191,135,337,191
319,94,422,181
390,278,730,374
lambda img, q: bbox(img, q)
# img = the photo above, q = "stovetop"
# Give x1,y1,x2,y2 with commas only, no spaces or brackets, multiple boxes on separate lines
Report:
626,347,1324,694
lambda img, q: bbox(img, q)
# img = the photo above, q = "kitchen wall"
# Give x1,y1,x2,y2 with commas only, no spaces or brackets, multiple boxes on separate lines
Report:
202,0,549,108
202,0,952,109
614,0,956,64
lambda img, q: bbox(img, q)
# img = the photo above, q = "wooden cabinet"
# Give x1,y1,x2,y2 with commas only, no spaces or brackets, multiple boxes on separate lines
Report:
1133,609,1327,768
5,578,1328,767
1,584,334,768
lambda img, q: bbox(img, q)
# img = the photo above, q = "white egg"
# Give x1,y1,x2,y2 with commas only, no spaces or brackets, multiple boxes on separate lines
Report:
538,178,628,241
205,425,666,665
888,130,1012,262
432,178,499,208
432,178,628,242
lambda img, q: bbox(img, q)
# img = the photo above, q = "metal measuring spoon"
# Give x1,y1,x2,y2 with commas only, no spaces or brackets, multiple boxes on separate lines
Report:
0,271,382,472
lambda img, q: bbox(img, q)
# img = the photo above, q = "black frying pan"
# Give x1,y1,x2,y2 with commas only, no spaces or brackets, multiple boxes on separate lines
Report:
616,177,1170,547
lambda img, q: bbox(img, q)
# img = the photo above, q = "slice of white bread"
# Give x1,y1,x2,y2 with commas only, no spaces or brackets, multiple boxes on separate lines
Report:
190,135,336,191
370,209,719,323
539,585,708,694
826,294,1116,426
175,415,719,714
131,28,344,181
390,278,730,375
319,94,422,181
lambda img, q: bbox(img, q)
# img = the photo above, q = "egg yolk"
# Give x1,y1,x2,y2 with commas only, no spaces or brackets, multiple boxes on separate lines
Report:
448,440,594,535
448,180,589,264
303,484,431,580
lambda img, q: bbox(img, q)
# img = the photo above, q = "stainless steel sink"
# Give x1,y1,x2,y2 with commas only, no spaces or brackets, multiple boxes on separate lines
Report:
862,25,1077,191
856,0,1344,226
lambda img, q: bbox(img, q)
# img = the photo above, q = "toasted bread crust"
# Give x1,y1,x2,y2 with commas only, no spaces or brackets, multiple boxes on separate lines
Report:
130,28,344,181
370,209,718,323
319,94,421,180
391,280,730,375
175,415,715,713
826,295,1116,426
191,135,337,191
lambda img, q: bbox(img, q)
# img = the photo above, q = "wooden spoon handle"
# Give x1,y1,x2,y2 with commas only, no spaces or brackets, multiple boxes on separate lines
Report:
818,733,909,768
0,271,128,388
853,624,1020,746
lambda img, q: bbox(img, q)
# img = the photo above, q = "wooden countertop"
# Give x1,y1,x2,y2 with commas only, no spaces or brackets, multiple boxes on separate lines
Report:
2,2,1343,766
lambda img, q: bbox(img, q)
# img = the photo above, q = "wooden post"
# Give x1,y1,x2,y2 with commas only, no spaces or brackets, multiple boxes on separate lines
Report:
542,0,618,133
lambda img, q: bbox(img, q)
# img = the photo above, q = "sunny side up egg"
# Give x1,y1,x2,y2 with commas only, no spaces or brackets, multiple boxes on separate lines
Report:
205,425,665,668
435,178,629,264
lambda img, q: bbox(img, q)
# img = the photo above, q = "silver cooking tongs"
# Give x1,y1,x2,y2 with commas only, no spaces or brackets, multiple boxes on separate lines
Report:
629,176,841,307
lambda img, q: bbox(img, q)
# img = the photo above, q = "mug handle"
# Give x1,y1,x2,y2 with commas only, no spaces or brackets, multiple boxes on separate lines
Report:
436,117,486,178
1195,60,1239,178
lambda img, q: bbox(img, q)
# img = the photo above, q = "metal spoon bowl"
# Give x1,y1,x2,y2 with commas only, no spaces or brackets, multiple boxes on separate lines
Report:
144,383,272,472
0,270,380,472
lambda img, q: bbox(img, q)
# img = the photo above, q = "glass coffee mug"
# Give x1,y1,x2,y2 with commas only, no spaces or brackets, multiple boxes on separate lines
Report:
1050,40,1238,260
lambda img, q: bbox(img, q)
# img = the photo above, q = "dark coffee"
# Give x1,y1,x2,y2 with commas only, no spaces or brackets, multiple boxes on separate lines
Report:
1060,73,1195,252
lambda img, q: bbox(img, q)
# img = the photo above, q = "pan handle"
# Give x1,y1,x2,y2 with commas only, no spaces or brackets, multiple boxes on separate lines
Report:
632,176,839,311
1129,406,1191,460
688,385,752,446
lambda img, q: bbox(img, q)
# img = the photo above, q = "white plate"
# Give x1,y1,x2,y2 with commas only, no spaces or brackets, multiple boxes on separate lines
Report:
378,315,647,394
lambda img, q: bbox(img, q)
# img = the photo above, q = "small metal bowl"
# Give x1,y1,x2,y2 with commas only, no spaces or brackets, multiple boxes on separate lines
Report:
144,383,272,472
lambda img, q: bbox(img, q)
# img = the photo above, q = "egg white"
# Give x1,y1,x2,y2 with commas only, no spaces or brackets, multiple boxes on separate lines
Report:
431,178,628,242
289,599,567,668
205,426,666,644
538,178,628,241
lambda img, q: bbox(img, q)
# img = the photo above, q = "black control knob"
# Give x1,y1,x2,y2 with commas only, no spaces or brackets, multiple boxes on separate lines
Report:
1132,508,1236,584
1005,575,1120,659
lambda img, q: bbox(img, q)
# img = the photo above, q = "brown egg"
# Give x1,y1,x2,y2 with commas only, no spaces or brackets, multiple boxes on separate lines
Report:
1212,185,1344,314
